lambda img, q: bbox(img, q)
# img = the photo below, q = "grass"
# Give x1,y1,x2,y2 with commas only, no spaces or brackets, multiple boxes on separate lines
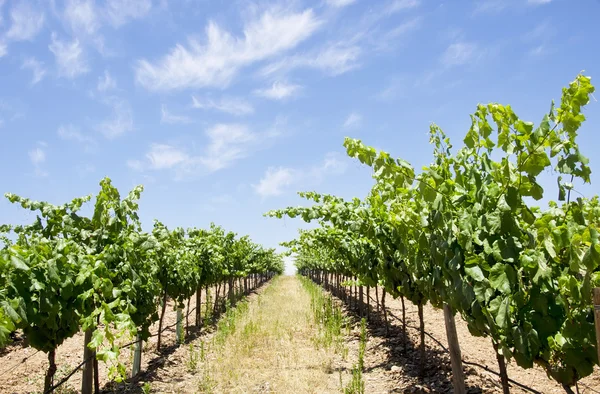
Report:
192,275,350,393
344,318,367,394
299,275,350,357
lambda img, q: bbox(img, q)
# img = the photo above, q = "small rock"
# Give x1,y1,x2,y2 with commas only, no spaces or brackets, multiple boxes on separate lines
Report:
391,365,402,372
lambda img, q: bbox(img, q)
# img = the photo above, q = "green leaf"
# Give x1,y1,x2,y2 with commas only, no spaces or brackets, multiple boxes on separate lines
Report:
10,254,29,271
465,265,485,282
489,264,511,294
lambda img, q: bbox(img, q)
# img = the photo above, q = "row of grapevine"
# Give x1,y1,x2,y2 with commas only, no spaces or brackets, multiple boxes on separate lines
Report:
0,177,284,393
266,74,599,393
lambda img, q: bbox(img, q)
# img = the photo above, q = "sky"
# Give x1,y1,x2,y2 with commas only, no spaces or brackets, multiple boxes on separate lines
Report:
1,0,600,275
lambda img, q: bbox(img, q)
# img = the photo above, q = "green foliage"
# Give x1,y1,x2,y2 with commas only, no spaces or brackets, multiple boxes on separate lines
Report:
0,176,284,390
267,74,599,390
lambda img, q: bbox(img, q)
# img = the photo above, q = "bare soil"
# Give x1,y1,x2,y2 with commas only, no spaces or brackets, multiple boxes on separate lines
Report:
2,277,599,394
133,275,351,393
0,283,246,394
334,284,600,394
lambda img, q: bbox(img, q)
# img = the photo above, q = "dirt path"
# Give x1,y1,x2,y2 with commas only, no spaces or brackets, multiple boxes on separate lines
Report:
146,276,349,394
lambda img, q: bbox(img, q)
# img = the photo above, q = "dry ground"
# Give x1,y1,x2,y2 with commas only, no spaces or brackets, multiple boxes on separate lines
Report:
145,275,352,394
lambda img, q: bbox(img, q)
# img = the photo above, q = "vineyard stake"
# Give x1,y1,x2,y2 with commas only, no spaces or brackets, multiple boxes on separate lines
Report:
443,304,466,394
132,335,142,378
176,308,184,345
594,288,600,365
81,329,94,394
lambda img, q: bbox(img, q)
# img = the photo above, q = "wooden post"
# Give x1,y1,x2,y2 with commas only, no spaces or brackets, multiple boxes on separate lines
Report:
593,288,600,365
131,335,142,378
195,286,202,327
443,304,466,394
176,308,184,344
81,329,94,394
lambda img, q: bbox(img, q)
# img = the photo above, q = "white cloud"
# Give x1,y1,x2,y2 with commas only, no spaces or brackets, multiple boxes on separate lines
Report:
135,8,322,90
161,105,192,124
528,45,546,56
0,41,6,57
29,147,45,165
129,120,284,177
527,0,551,4
253,152,348,198
261,43,361,77
28,145,48,177
49,33,89,78
383,17,422,40
311,151,348,179
146,144,189,169
5,2,45,41
21,58,46,85
97,70,116,91
441,42,477,66
95,98,133,138
387,0,420,13
326,0,357,7
343,112,362,128
523,21,554,42
191,96,254,116
253,167,296,197
472,0,507,14
64,0,99,35
254,81,302,100
127,159,144,171
374,77,405,101
198,124,256,172
105,0,152,27
57,124,95,145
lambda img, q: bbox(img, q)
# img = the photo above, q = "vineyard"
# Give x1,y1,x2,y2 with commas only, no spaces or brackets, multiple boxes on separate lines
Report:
266,74,600,394
1,74,600,394
0,178,284,393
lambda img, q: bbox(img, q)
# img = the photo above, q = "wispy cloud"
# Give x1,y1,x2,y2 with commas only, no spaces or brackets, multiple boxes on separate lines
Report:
472,0,507,15
0,42,6,57
387,0,420,13
440,42,477,66
199,124,256,172
57,124,96,146
343,112,362,129
95,98,133,138
97,70,116,91
326,0,357,7
161,105,192,124
253,152,348,198
135,8,322,90
374,76,406,101
146,143,189,169
21,58,46,85
527,0,551,4
5,2,45,41
260,43,361,77
105,0,152,27
253,167,296,197
49,33,89,78
29,147,45,165
191,96,254,116
254,81,302,100
28,144,48,177
64,0,100,35
129,120,283,177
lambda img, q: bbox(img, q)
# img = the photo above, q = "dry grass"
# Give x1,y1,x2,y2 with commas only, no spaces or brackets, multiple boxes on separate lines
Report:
195,276,348,393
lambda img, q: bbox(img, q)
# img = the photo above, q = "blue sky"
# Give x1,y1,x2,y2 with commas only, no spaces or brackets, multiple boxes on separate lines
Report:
1,0,599,274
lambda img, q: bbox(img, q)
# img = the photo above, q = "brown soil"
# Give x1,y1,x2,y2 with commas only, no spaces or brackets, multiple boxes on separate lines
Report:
0,282,251,394
2,278,599,394
131,275,349,393
335,285,600,394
